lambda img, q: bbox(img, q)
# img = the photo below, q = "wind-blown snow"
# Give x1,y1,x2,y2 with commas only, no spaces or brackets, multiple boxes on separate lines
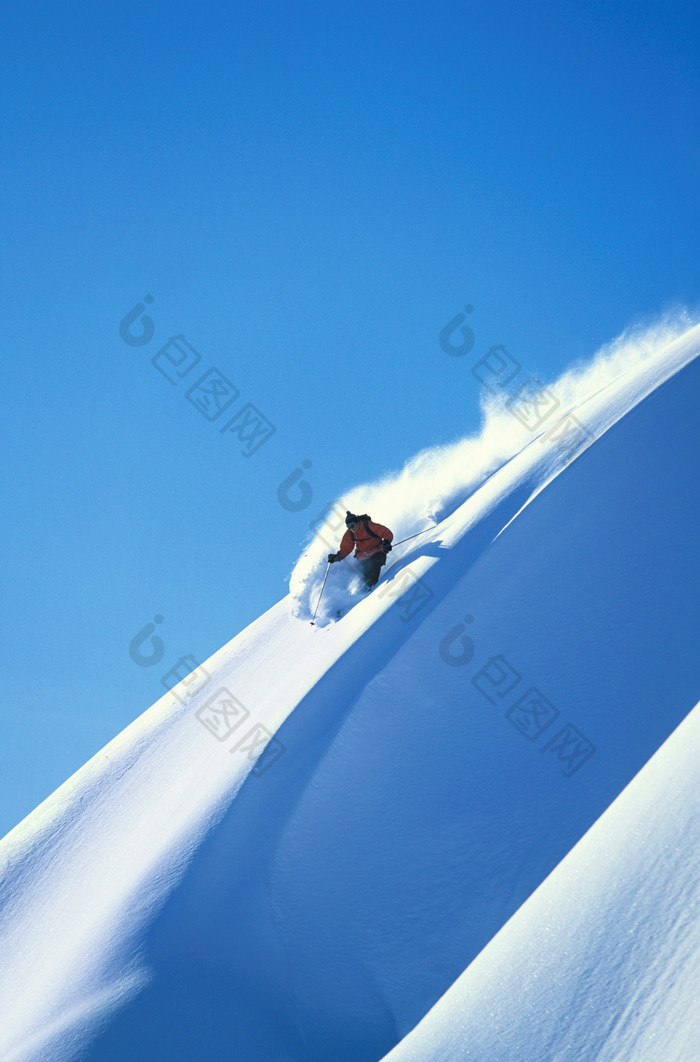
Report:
1,318,699,1062
290,309,698,624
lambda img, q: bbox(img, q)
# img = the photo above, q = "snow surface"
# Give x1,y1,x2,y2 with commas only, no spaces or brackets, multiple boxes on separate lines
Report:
1,320,699,1062
379,695,700,1062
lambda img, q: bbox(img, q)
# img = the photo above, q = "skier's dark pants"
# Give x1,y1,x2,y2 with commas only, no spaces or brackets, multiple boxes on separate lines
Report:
359,552,386,589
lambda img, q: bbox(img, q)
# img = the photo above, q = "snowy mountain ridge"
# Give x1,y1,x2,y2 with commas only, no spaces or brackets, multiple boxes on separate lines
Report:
1,320,699,1061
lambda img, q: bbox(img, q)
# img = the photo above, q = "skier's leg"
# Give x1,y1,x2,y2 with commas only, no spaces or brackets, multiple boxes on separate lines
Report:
363,553,385,589
358,558,373,589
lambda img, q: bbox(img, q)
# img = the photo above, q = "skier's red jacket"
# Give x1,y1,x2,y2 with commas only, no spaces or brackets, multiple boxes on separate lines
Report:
338,517,393,560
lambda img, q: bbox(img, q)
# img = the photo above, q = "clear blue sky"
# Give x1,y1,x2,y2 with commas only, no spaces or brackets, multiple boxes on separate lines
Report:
1,0,698,837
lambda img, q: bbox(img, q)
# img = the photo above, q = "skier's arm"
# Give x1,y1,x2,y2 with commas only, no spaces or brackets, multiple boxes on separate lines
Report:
368,521,393,552
329,529,355,562
338,529,355,557
369,522,393,542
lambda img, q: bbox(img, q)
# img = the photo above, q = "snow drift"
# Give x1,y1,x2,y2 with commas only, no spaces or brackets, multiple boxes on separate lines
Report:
0,319,699,1062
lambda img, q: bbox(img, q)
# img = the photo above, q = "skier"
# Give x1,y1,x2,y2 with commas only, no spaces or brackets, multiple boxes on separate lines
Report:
328,511,394,589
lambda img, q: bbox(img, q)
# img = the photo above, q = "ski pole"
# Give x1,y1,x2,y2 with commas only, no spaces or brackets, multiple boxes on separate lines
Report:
391,525,435,548
310,562,331,625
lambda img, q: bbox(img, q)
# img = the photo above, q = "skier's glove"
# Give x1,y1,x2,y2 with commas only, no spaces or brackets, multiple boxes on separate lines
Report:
382,540,393,553
328,552,342,563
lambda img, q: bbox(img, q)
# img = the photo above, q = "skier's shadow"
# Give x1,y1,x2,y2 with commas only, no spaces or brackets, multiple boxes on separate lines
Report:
380,541,450,584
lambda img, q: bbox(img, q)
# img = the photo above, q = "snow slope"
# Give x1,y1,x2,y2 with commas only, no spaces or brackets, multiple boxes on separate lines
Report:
380,696,700,1062
0,323,699,1062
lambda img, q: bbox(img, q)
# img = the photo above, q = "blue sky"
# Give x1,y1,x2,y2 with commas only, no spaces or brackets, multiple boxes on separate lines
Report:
1,0,699,836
